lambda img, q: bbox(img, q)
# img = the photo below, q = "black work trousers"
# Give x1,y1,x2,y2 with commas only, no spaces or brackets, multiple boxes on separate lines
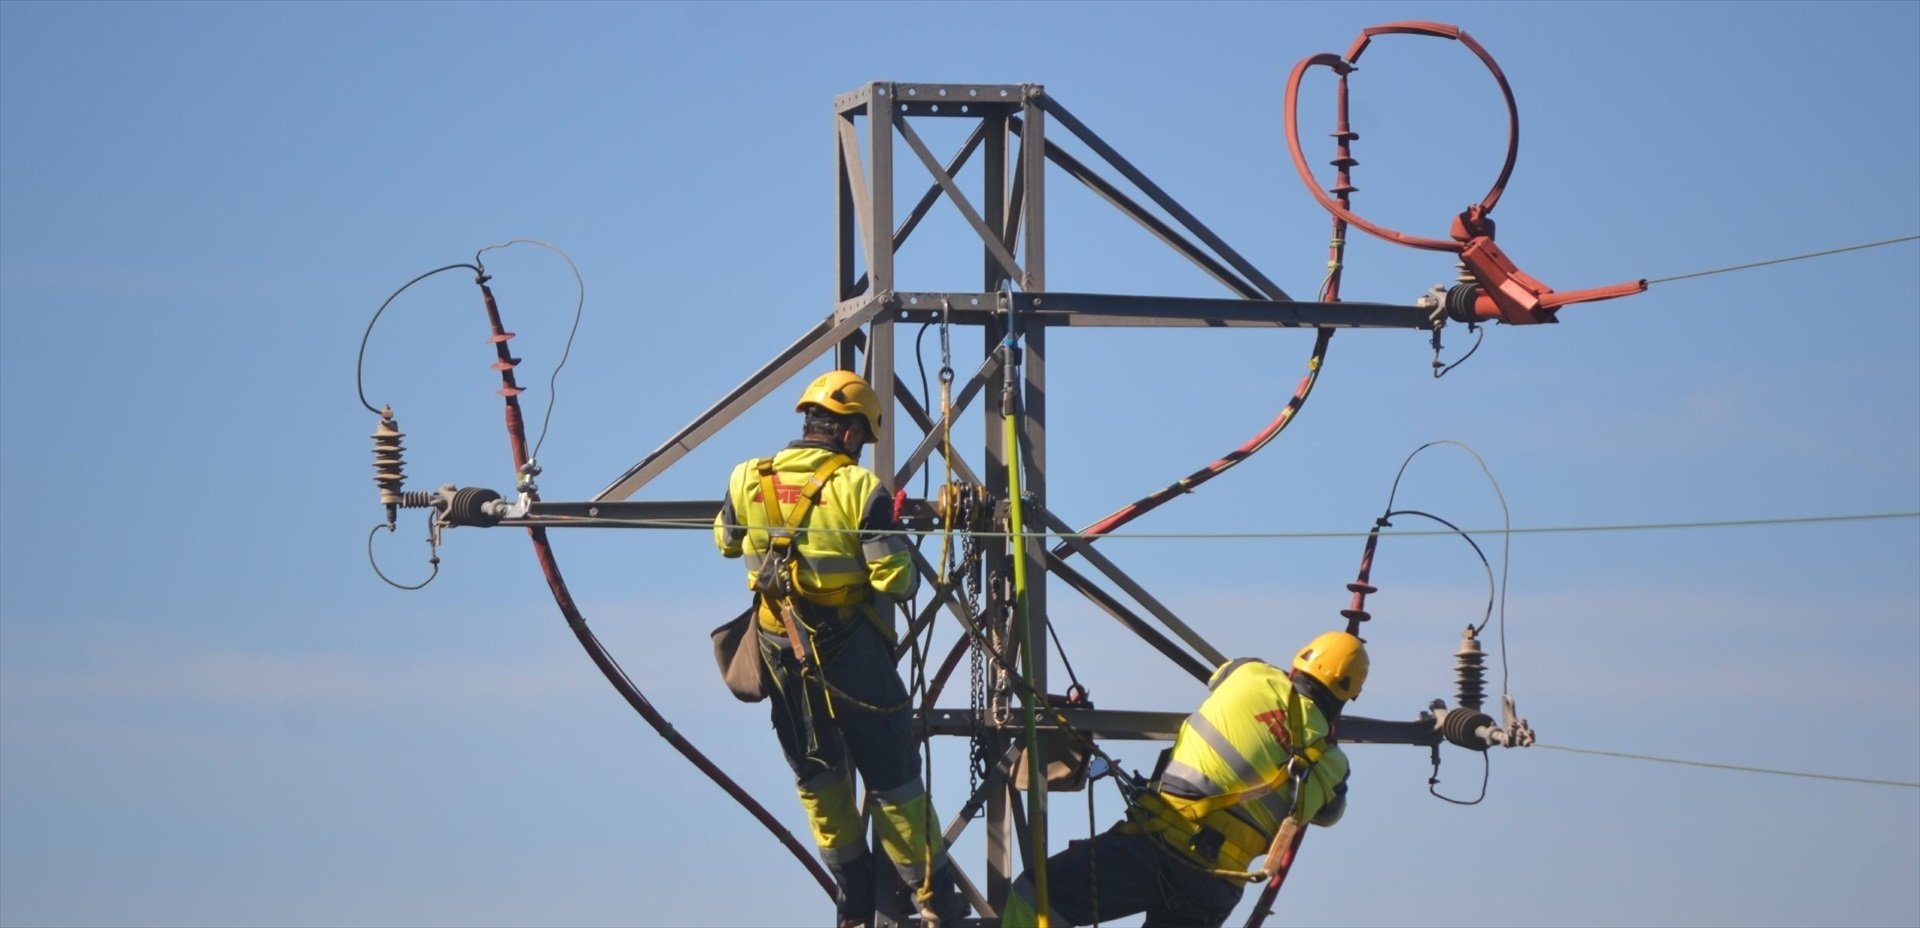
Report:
760,602,928,925
759,602,918,795
1012,823,1245,927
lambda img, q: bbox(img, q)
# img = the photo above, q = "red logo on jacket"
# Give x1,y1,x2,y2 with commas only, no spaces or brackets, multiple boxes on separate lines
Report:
1253,710,1293,747
752,478,804,505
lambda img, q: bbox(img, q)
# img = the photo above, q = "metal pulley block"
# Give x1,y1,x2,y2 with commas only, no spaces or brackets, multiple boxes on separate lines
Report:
935,481,995,533
1012,689,1096,792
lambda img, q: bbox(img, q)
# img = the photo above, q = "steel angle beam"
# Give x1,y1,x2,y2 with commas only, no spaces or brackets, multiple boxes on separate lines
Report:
508,497,941,529
1335,715,1444,746
1012,119,1263,300
919,708,1183,741
896,114,1025,285
920,708,1443,746
837,82,1027,117
1009,291,1430,328
594,296,885,502
1046,555,1213,683
1035,502,1228,670
889,350,1003,490
510,499,720,526
850,122,991,299
883,290,1430,328
1033,92,1289,301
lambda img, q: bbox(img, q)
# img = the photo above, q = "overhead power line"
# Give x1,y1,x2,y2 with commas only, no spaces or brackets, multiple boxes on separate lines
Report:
1647,233,1920,286
592,510,1920,539
1536,744,1920,790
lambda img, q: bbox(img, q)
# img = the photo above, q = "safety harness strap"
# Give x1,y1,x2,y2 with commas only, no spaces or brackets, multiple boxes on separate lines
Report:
1130,683,1329,880
749,454,852,592
751,454,852,656
755,454,853,551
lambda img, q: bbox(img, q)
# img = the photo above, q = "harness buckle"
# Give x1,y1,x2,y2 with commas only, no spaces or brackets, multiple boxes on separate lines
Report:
752,547,796,600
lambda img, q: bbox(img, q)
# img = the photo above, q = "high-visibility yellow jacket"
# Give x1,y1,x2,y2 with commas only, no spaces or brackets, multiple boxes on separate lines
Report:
714,442,918,638
1130,658,1350,874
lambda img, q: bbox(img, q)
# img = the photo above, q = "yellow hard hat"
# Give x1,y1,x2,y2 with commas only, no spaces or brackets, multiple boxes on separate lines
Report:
1292,630,1369,702
796,370,883,437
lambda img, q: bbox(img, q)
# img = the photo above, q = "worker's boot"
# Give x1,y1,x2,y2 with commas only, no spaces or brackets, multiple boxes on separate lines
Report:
825,848,876,928
871,861,912,928
913,864,969,927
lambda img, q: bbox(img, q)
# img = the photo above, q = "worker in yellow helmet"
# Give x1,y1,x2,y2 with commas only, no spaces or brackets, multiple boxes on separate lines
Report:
714,370,967,928
1002,631,1368,927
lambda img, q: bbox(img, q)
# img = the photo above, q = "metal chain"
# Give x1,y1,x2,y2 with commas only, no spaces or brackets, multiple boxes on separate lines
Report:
963,532,993,806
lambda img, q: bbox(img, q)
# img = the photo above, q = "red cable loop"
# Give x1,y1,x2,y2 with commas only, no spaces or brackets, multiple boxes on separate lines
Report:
1284,25,1517,253
1285,22,1645,324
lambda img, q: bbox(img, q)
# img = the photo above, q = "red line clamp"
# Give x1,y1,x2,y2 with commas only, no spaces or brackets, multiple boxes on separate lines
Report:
1449,205,1647,324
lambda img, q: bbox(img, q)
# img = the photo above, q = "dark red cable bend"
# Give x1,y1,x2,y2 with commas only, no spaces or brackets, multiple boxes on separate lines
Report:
1048,31,1411,561
1049,327,1332,562
477,277,836,899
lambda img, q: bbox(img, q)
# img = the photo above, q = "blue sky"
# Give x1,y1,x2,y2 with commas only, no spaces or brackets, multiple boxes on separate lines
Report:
2,2,1916,926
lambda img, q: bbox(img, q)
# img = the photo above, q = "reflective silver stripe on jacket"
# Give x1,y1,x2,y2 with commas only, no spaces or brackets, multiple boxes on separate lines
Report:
1178,710,1271,794
1161,709,1296,825
1159,762,1215,798
744,552,864,581
801,553,864,576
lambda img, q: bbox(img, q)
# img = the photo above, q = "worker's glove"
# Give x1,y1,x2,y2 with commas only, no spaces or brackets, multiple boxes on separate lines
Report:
1311,789,1346,827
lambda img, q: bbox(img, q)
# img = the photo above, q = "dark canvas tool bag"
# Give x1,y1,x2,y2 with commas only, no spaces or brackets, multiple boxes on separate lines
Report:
710,604,767,702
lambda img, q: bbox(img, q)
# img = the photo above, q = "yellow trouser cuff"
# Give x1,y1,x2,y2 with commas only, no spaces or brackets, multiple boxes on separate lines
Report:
798,768,863,850
871,787,945,874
